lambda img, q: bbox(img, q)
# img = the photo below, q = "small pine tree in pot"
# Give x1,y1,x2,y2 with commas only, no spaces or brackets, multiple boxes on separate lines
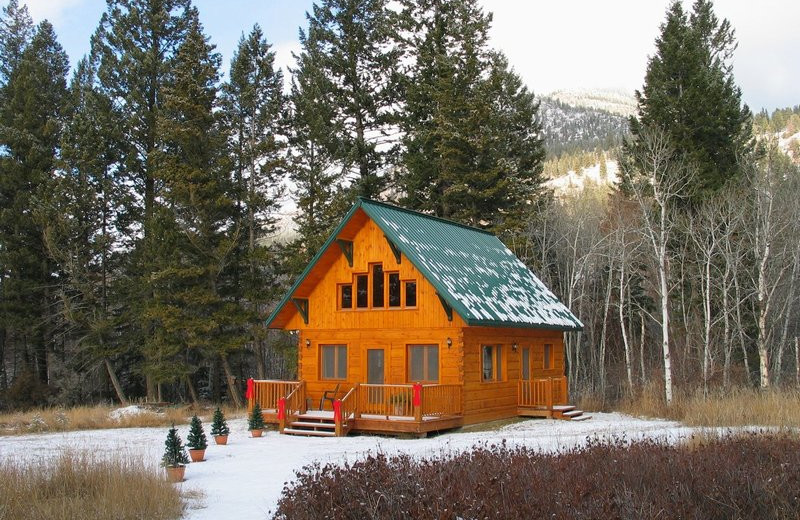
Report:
248,401,265,437
210,407,230,445
186,415,208,462
161,424,190,482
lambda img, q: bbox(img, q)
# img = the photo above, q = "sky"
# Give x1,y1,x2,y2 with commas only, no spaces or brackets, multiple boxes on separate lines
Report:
18,0,799,112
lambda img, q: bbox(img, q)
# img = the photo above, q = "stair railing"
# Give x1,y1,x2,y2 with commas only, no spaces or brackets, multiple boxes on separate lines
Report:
278,380,305,433
334,383,359,437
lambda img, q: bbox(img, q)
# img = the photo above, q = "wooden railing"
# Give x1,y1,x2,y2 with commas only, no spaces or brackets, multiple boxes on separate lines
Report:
334,383,359,436
278,381,306,432
250,380,300,412
359,384,414,417
421,384,462,418
518,376,568,408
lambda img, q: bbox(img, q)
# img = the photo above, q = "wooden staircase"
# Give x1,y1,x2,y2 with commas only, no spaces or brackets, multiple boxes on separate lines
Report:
551,405,590,421
283,412,338,437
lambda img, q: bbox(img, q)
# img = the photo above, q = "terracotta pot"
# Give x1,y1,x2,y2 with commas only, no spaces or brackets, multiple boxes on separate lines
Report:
250,428,263,438
213,435,228,445
165,465,186,483
188,448,206,462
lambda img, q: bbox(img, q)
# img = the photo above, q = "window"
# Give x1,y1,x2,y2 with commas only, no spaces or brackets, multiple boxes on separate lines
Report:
356,274,368,308
388,273,401,307
405,281,417,307
543,344,552,370
408,344,439,382
372,264,384,307
339,284,352,309
321,345,347,380
482,345,503,382
521,347,530,380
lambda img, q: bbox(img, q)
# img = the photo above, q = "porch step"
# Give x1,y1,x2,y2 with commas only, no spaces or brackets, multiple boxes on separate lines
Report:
283,428,336,437
554,408,590,421
290,421,336,429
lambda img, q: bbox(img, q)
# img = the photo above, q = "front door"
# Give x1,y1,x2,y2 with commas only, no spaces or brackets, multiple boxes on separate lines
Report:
366,348,385,405
367,349,385,385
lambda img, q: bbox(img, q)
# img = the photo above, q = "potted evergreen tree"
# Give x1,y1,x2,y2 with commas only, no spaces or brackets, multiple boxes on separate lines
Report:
248,401,265,437
210,407,230,445
186,415,208,462
161,424,189,482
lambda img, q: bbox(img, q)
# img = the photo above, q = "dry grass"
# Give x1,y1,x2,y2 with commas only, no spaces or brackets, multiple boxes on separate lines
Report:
0,404,246,436
0,451,185,520
617,382,800,428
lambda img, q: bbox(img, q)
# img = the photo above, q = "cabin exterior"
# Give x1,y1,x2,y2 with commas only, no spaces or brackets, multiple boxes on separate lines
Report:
251,198,584,437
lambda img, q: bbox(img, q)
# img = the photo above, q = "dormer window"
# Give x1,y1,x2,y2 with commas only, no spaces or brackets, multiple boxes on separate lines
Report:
372,264,384,307
339,284,352,309
338,263,417,311
388,273,401,307
356,274,368,308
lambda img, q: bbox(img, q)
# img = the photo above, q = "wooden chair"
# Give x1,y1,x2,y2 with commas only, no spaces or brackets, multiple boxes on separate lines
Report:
319,383,341,411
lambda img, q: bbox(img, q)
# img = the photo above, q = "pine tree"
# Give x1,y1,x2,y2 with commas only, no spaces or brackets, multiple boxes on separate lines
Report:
42,55,129,404
286,35,343,269
627,0,752,201
0,20,69,385
248,401,265,431
398,0,545,233
186,415,207,450
301,0,401,199
210,407,229,436
221,24,286,379
93,0,194,401
149,13,248,403
0,0,32,87
161,424,189,467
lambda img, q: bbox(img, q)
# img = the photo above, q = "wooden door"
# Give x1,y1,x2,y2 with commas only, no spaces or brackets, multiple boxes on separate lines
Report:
366,348,385,404
367,349,385,384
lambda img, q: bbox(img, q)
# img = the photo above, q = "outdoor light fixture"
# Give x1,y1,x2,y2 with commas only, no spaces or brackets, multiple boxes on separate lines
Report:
512,343,518,352
305,338,311,348
446,337,452,348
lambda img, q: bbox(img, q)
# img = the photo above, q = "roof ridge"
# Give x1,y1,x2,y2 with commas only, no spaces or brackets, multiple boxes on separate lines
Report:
357,197,496,236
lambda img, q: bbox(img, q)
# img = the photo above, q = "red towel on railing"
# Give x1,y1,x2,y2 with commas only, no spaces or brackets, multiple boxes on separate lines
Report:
245,378,254,400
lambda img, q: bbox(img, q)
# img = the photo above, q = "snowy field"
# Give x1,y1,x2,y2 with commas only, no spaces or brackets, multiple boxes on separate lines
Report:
0,413,701,519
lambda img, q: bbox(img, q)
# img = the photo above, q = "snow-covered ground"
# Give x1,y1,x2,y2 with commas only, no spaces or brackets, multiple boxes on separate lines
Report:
0,412,700,519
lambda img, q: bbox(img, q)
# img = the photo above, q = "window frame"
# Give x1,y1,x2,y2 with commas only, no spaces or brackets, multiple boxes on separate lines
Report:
481,344,504,382
337,265,417,312
320,344,348,380
407,344,440,383
338,283,353,310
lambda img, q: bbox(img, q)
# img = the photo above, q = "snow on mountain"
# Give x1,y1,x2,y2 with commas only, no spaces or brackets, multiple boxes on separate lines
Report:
546,88,638,118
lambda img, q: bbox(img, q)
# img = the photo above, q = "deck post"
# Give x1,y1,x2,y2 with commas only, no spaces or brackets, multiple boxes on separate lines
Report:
277,397,286,433
413,383,423,423
546,379,553,411
333,399,342,436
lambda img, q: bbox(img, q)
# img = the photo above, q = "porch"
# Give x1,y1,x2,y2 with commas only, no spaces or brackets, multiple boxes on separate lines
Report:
248,376,586,437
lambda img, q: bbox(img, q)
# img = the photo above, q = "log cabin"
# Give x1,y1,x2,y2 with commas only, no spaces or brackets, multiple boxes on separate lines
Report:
249,197,586,437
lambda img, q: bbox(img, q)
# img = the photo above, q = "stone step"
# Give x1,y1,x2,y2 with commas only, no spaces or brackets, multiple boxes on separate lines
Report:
562,409,584,417
283,428,336,437
551,405,576,412
570,414,592,421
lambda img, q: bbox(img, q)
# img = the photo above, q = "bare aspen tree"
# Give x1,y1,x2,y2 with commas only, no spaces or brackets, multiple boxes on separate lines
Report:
624,127,693,404
747,144,797,388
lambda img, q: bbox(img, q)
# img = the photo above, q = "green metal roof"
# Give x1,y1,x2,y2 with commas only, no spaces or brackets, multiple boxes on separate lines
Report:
267,198,582,331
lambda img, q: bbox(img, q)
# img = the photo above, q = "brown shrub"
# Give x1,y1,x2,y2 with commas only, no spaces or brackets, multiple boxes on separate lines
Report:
0,451,185,520
273,434,800,520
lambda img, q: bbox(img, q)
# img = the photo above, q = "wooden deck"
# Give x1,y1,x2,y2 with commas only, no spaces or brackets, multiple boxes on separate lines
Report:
248,377,586,437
